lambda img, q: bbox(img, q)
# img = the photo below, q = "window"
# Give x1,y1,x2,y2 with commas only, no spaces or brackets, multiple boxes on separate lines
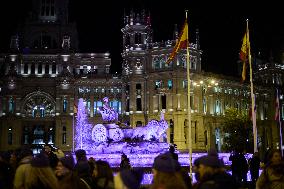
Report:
8,127,12,145
110,100,119,112
62,126,66,144
182,80,187,88
126,85,130,94
184,120,188,144
45,64,49,74
126,99,130,112
23,127,29,145
96,101,103,113
118,101,122,114
136,98,142,111
170,120,174,144
155,80,162,89
153,56,160,70
161,95,166,110
136,83,141,89
167,80,172,89
38,64,42,74
178,54,186,67
31,64,35,74
136,121,142,127
24,64,28,74
203,97,207,114
215,100,221,114
9,97,14,113
63,98,67,113
52,64,56,74
135,33,142,44
136,83,141,95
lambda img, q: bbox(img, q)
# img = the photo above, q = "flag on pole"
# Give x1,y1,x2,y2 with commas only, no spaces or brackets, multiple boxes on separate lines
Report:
166,21,188,64
275,89,280,121
74,103,78,114
240,28,250,82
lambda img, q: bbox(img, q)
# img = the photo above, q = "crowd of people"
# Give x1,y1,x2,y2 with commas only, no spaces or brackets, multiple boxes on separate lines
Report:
0,144,284,189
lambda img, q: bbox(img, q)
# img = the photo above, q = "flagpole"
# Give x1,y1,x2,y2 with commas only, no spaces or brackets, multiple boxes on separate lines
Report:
277,89,283,156
247,19,258,153
185,10,193,178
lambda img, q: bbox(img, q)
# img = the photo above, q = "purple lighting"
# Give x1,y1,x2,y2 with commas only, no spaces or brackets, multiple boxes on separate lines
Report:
75,97,169,154
75,98,93,151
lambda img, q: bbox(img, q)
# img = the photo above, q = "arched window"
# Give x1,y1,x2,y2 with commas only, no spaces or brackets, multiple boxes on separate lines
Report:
63,98,68,113
9,97,14,113
23,93,55,118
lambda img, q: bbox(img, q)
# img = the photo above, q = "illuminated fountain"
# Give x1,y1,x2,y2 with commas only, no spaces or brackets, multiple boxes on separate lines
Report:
75,97,170,167
75,97,251,169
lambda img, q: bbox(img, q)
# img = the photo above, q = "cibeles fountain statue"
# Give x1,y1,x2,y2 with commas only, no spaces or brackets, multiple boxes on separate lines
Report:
75,97,169,156
74,97,235,170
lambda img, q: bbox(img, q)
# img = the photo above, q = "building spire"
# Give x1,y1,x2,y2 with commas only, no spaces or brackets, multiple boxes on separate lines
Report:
10,35,19,52
173,24,178,40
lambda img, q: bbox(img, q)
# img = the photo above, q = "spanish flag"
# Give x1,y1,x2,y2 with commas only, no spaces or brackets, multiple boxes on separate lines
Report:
74,103,78,114
240,27,250,82
166,21,188,64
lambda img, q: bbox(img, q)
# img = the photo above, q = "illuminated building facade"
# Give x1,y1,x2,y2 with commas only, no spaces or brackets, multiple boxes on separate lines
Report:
0,3,283,155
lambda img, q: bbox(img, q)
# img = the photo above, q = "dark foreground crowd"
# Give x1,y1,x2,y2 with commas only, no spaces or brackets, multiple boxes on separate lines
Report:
0,144,284,189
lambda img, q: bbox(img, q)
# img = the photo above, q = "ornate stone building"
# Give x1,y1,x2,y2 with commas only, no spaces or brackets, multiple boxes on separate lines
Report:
120,11,284,154
0,2,283,155
0,0,122,153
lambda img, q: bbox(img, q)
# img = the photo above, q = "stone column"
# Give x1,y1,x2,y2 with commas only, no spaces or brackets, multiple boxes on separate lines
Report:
173,111,186,150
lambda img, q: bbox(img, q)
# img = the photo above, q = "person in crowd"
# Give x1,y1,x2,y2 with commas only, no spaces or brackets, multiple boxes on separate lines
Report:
92,160,114,189
120,153,131,170
88,157,96,175
73,150,92,189
151,152,188,189
0,151,14,189
13,146,33,189
24,152,58,189
75,149,88,163
114,168,144,189
193,149,241,189
55,155,75,180
42,144,58,169
256,149,284,189
263,147,272,165
248,151,261,183
53,147,65,159
56,155,91,189
169,145,178,161
229,150,248,184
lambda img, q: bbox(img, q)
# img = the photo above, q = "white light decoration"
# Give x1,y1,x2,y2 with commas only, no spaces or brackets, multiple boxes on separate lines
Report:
61,55,70,62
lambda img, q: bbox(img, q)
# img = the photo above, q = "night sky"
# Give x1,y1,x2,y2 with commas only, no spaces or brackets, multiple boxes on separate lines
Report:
0,0,283,75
